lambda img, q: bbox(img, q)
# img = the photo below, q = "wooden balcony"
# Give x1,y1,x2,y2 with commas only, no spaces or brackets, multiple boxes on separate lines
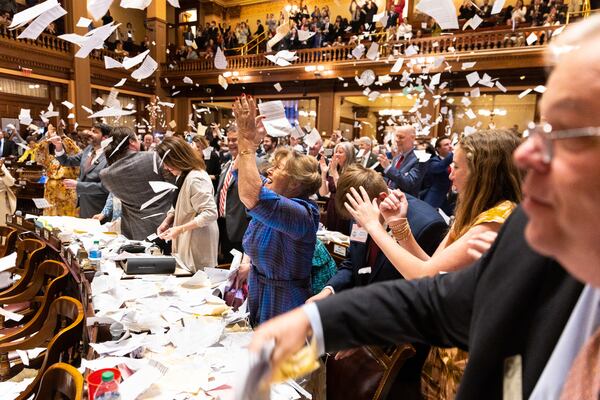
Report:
89,48,155,94
0,26,72,79
162,24,562,92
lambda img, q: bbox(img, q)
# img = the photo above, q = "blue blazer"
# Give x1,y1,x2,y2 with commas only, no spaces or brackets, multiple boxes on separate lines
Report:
326,194,447,292
422,153,453,209
384,150,426,197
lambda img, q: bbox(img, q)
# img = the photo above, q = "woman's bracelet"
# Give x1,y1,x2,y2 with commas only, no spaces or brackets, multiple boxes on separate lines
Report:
239,148,256,157
389,218,411,241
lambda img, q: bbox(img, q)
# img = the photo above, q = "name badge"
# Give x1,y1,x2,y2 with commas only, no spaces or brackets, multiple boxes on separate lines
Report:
503,354,523,400
350,223,368,243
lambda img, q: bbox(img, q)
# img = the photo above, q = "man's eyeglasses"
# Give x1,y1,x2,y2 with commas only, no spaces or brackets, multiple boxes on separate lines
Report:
523,123,600,163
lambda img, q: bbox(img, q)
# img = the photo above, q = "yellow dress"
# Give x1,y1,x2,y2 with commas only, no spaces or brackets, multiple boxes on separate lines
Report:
34,138,81,217
421,200,516,400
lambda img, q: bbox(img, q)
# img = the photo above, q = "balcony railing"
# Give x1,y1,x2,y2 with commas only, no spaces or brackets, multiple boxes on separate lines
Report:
0,25,71,53
166,24,563,74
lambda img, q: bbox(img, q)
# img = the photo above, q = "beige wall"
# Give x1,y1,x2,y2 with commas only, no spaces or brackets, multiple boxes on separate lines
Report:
109,4,146,43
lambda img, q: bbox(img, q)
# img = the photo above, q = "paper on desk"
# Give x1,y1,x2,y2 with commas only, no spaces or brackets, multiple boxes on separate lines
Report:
17,3,66,40
491,0,505,14
416,0,458,30
131,54,158,80
119,364,164,399
82,356,147,372
0,306,24,322
182,269,211,288
0,378,35,400
257,101,294,137
234,340,274,400
0,252,17,273
214,47,227,69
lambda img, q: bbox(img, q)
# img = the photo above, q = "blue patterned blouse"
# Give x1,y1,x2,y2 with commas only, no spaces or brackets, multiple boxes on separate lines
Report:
243,183,320,326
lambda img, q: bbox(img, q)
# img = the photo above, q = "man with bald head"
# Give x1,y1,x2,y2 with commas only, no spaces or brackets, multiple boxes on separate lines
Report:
377,125,425,196
248,17,600,399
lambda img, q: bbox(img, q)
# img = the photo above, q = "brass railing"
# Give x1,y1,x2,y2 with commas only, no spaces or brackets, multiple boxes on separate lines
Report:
166,24,563,74
0,25,71,53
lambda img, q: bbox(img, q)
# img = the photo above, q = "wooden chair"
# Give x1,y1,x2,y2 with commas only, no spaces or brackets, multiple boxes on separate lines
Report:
0,226,17,258
34,362,83,400
0,239,47,299
0,260,70,336
0,296,84,399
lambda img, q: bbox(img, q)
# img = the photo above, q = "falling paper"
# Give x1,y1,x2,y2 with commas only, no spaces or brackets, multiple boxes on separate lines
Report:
19,109,32,125
526,32,537,46
430,73,441,87
122,49,150,69
518,88,532,99
415,0,459,30
218,75,228,90
391,58,404,73
461,62,477,70
274,83,282,92
533,85,546,93
120,0,153,10
149,181,178,193
405,45,419,57
491,0,505,15
61,100,74,109
167,0,180,6
60,22,119,58
214,47,227,69
95,97,105,106
351,44,365,59
496,81,507,92
9,0,59,29
466,71,480,87
76,17,92,28
183,76,193,84
465,109,477,119
17,3,67,40
87,0,114,21
366,42,379,60
105,56,124,69
158,101,175,108
140,189,172,211
257,101,294,137
114,78,127,87
88,107,136,118
463,14,483,30
297,29,316,42
470,87,481,97
131,54,158,80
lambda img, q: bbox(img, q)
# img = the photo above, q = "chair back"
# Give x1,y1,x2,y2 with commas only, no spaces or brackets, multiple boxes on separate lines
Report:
0,226,17,258
34,362,83,400
0,239,47,297
15,296,84,400
0,261,70,343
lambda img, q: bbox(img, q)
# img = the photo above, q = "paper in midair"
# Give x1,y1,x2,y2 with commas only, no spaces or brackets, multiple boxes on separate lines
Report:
274,83,282,92
130,54,158,80
16,2,67,40
122,49,150,69
218,75,228,90
390,58,404,73
167,0,180,6
415,0,459,30
87,0,114,21
120,0,153,10
61,100,74,109
76,17,93,28
104,56,124,69
183,76,194,84
257,101,294,137
518,88,532,99
114,78,127,87
491,0,505,14
297,30,316,42
466,71,480,87
366,42,379,61
214,47,227,69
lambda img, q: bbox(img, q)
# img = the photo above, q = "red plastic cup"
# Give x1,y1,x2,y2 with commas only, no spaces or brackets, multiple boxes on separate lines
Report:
86,368,121,400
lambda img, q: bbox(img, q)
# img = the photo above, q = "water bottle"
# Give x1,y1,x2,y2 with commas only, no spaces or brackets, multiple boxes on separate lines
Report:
89,240,101,269
94,371,121,400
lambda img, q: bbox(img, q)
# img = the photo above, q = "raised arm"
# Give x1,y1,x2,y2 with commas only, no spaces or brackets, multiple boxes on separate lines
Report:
232,95,265,210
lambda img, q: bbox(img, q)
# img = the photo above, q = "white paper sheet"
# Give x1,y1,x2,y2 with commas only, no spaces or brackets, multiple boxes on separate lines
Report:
0,306,24,322
274,83,282,92
214,47,227,69
461,61,477,70
140,189,172,211
491,0,505,14
257,101,294,137
61,100,74,109
122,49,150,70
114,78,127,87
0,252,17,273
415,0,459,30
351,44,365,59
518,88,532,99
390,57,404,73
120,0,153,10
466,71,480,87
19,109,32,125
76,17,92,28
148,181,177,193
17,4,66,40
183,76,193,84
87,0,114,21
303,128,321,148
9,0,58,29
131,54,158,80
167,0,180,6
88,107,136,118
104,56,124,69
366,42,379,60
218,75,228,90
297,30,315,42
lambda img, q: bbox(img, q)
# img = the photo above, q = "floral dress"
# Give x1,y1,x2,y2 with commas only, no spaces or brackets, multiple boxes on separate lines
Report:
34,138,81,217
421,200,516,399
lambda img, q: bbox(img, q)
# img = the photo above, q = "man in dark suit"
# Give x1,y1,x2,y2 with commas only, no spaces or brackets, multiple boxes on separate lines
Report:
357,136,379,169
308,166,446,399
0,130,18,158
216,125,250,263
378,126,426,197
52,123,110,218
249,24,600,399
421,137,453,210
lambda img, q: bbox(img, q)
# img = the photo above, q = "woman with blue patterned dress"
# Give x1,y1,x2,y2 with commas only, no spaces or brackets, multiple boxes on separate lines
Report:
232,95,322,326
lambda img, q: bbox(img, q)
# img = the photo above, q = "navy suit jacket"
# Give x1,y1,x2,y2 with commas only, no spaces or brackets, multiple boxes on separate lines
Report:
326,194,447,292
422,153,453,209
384,150,426,197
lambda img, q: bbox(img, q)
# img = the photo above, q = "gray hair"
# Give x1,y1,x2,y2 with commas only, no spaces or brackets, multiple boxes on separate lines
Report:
334,141,357,171
548,14,600,64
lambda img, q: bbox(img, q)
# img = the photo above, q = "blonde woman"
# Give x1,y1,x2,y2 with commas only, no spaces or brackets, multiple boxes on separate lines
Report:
345,129,523,399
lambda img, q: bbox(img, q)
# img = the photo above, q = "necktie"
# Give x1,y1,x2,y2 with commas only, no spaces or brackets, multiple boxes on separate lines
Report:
560,327,600,400
395,154,405,169
85,149,96,172
367,238,379,269
218,162,234,217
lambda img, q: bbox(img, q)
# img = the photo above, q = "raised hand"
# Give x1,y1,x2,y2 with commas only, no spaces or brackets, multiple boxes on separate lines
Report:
232,95,264,148
344,186,381,232
466,231,498,261
379,189,408,225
